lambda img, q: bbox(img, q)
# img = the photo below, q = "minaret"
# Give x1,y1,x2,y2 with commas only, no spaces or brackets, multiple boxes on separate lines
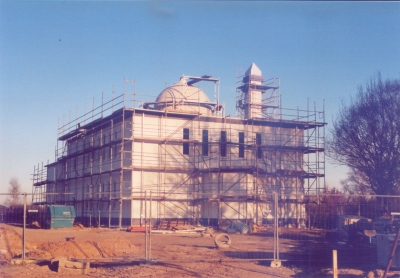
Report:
241,63,264,119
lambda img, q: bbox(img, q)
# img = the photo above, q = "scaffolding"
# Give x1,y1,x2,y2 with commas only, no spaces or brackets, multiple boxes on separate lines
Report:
32,72,325,228
235,69,280,119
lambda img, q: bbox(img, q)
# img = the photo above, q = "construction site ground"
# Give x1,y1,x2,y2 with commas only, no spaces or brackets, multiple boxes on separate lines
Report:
1,223,400,277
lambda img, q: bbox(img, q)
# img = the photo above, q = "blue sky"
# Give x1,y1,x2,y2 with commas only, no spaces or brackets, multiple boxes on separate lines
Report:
1,1,399,196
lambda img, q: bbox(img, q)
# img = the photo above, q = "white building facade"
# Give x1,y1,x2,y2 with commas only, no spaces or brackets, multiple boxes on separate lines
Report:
33,63,325,228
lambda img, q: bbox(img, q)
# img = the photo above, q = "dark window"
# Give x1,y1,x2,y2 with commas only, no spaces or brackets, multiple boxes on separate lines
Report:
220,131,227,157
239,132,245,158
202,130,209,156
256,133,262,159
113,145,118,158
183,128,190,155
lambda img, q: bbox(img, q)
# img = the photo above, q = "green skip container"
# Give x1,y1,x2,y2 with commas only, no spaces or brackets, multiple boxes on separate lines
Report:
45,205,76,229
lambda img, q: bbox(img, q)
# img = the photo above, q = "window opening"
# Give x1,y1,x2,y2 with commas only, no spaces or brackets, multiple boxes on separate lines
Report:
183,128,190,155
220,131,227,157
256,133,262,159
239,132,245,158
202,130,209,156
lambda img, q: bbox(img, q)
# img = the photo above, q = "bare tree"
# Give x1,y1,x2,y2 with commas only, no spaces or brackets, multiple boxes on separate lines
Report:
327,73,400,196
4,178,22,207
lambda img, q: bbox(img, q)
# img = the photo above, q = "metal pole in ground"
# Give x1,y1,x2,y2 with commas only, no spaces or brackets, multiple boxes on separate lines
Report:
273,192,277,260
22,193,27,260
149,191,152,260
273,192,276,261
277,192,280,262
98,210,100,228
108,201,111,229
144,191,147,261
271,191,281,267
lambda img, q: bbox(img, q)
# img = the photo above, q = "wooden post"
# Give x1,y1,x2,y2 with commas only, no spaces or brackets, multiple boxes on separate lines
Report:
333,250,338,278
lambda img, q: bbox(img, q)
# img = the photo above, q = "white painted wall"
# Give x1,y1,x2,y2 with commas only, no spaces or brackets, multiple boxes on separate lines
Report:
47,109,312,225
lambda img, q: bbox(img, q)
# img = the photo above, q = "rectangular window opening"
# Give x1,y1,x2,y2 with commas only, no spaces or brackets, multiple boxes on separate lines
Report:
239,132,245,158
256,133,262,159
220,131,227,157
183,128,190,155
202,130,209,156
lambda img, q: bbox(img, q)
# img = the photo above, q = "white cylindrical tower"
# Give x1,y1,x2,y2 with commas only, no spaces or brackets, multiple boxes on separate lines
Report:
242,63,264,119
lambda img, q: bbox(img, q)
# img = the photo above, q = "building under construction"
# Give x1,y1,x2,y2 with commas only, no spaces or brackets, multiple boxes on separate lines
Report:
32,63,326,228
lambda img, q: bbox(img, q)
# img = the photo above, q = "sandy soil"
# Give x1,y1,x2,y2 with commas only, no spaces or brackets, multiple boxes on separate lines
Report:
1,223,399,277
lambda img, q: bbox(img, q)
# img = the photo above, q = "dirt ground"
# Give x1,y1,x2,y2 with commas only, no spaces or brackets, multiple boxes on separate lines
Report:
1,223,400,277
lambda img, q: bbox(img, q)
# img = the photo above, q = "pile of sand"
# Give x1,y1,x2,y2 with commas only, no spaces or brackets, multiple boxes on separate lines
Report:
0,224,139,260
96,236,139,257
0,226,36,259
27,236,139,259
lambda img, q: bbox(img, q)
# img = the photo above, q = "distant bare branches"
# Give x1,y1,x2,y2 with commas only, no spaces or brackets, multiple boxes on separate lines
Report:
341,168,373,195
4,178,22,207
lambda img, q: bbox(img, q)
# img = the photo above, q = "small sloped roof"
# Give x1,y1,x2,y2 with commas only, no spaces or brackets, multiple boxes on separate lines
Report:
245,63,262,76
